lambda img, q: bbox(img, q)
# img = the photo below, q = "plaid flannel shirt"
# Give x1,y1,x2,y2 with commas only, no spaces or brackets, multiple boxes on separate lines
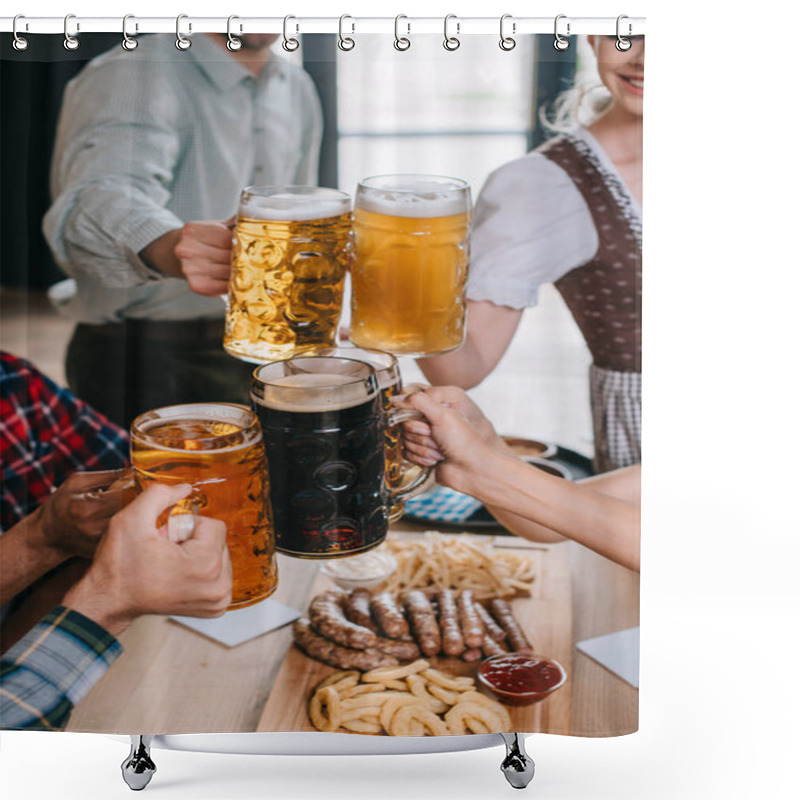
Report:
0,351,130,531
0,606,121,730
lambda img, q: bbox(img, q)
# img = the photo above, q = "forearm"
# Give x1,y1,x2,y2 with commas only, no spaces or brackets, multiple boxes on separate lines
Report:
458,452,640,571
0,510,68,606
140,228,184,279
417,301,523,388
417,339,489,389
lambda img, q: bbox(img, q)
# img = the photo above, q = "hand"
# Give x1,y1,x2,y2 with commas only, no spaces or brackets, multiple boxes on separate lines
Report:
399,385,501,465
63,483,233,636
398,388,500,495
36,469,134,561
173,219,235,296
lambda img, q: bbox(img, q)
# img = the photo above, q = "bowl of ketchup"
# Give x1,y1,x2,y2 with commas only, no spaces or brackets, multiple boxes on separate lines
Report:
477,654,567,706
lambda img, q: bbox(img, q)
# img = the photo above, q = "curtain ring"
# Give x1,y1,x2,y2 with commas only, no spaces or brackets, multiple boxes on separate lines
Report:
12,15,29,52
283,15,300,52
121,15,138,51
394,15,411,51
227,15,242,51
553,14,570,51
338,14,355,51
499,14,515,51
63,13,80,51
616,15,632,51
443,14,460,51
175,14,191,50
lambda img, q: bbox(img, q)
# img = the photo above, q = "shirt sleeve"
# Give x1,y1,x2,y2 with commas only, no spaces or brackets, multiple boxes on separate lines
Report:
1,353,129,529
466,152,599,309
0,607,122,731
42,59,186,289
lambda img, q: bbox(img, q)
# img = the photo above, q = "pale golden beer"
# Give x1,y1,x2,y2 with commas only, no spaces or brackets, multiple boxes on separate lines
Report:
224,186,352,363
350,175,471,356
130,403,278,610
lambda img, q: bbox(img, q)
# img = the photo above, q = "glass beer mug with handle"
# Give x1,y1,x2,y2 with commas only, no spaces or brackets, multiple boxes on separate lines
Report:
224,185,353,364
315,345,432,522
350,174,472,356
250,356,433,558
130,402,278,610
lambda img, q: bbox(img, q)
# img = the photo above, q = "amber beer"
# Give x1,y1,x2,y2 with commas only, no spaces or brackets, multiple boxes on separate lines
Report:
130,403,277,610
224,186,352,363
350,175,471,356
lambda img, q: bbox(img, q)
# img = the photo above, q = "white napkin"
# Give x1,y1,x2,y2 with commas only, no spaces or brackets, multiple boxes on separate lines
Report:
576,627,640,688
170,599,301,647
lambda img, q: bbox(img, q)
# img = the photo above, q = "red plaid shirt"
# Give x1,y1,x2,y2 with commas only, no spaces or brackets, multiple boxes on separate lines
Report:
1,352,130,531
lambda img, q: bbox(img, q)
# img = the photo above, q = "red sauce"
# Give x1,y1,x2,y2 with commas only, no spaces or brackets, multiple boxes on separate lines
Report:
480,655,564,694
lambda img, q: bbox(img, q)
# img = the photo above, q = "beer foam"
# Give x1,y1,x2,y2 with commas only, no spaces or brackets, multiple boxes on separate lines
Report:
239,191,350,222
254,372,377,413
357,178,470,219
132,404,260,454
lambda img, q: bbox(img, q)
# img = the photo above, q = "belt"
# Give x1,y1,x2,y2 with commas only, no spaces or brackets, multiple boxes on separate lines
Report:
77,318,226,344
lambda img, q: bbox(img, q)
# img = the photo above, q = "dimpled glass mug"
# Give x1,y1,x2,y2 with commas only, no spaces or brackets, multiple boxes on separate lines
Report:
130,402,278,609
224,185,353,363
250,356,432,558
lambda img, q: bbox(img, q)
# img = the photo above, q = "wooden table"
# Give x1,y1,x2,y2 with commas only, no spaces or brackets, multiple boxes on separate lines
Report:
66,523,638,737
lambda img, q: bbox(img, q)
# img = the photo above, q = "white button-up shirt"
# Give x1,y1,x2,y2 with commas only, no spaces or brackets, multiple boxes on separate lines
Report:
43,34,323,323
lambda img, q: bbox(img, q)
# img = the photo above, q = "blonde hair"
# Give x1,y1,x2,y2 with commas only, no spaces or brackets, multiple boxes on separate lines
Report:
539,74,613,133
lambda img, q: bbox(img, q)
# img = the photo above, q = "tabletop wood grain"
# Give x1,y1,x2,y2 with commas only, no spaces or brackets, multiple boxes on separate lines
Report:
66,523,638,737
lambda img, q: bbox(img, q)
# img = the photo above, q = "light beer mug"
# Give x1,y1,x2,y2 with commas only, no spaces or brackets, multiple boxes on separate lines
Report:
316,346,431,522
224,186,352,363
130,403,278,610
250,356,432,558
350,174,472,356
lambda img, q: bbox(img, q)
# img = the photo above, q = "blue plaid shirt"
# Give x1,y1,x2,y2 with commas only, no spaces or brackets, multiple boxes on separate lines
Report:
0,606,122,730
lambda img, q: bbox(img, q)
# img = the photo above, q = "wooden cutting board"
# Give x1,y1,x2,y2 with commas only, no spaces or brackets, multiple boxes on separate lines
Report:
256,536,573,736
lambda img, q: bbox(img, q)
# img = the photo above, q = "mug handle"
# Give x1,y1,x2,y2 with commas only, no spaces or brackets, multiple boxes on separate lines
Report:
384,407,434,501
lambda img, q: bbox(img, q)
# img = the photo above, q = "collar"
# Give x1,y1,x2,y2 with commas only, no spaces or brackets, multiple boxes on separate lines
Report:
186,34,276,91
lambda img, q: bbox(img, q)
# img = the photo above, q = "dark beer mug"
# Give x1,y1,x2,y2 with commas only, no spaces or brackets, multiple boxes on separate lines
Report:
315,346,432,522
250,356,431,558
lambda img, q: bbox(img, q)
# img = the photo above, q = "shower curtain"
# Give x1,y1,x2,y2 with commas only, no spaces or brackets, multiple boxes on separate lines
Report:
0,19,641,744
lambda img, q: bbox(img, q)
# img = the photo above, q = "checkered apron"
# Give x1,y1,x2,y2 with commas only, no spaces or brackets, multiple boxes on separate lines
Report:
590,364,641,473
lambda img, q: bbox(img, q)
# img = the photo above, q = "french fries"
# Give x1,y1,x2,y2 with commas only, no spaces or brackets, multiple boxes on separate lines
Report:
307,660,511,736
383,533,536,600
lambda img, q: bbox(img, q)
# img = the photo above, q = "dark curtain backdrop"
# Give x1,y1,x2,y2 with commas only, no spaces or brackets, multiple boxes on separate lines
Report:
0,33,122,289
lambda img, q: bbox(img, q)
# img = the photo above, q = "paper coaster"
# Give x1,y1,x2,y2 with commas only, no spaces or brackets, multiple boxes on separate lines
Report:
170,599,301,647
576,626,640,688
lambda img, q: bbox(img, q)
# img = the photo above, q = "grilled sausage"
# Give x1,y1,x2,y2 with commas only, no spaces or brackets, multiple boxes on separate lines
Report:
461,648,483,662
293,619,398,671
403,590,442,656
476,601,507,642
309,590,378,650
373,635,422,661
457,589,484,649
370,592,412,641
481,635,508,658
437,589,465,656
488,598,533,652
343,588,379,633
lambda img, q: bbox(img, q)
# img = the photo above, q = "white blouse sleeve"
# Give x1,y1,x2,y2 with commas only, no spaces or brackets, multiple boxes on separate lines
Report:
467,151,599,309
